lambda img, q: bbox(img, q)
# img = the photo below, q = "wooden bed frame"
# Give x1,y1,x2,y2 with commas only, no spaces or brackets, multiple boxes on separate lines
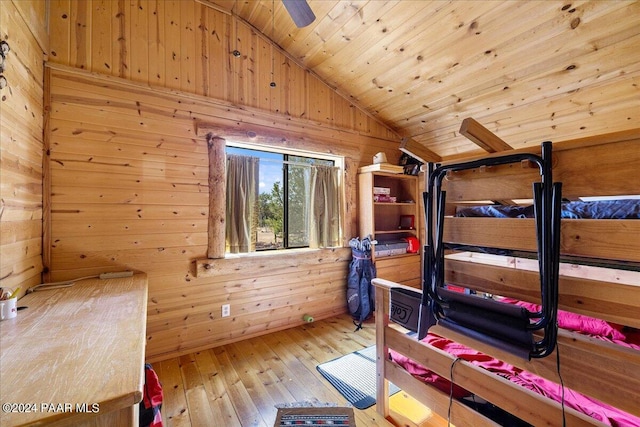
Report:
373,129,640,426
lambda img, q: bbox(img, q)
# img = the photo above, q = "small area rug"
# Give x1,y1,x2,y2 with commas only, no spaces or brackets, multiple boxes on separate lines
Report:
274,406,356,427
316,345,400,409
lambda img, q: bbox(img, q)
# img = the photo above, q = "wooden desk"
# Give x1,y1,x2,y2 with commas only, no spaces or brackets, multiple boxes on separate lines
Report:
0,273,148,427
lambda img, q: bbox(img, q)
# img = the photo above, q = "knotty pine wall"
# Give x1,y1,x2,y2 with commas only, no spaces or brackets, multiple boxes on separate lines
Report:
47,0,396,137
0,1,47,297
46,0,407,361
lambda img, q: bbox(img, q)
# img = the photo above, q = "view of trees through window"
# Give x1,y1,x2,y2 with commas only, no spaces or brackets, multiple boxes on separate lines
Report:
226,146,334,250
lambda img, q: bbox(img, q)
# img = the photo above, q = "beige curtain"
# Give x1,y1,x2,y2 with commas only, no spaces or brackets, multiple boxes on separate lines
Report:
226,155,259,253
309,165,341,248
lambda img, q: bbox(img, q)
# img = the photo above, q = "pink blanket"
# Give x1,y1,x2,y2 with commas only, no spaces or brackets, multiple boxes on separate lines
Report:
390,306,640,426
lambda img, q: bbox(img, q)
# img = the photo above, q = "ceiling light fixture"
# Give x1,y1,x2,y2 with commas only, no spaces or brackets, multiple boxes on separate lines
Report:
270,0,276,88
232,0,241,57
282,0,316,28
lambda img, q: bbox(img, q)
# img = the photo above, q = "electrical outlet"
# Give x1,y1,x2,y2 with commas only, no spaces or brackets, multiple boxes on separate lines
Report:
221,304,230,318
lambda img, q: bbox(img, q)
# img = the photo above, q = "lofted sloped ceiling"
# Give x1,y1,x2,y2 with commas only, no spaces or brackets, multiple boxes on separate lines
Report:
209,0,640,161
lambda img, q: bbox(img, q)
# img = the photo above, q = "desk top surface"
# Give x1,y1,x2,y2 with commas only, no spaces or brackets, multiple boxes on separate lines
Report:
0,273,148,426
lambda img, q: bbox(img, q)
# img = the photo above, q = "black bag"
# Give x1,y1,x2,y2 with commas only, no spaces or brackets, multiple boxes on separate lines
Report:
347,239,376,330
139,363,163,427
399,152,423,175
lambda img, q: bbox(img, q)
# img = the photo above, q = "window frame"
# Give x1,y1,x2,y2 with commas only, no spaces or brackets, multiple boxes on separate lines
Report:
224,140,345,255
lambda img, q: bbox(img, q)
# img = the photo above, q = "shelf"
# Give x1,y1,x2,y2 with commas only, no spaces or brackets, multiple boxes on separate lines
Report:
374,202,417,206
374,230,416,235
374,252,419,259
359,170,422,283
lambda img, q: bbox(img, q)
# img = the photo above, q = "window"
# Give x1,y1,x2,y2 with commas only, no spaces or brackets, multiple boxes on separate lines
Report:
225,143,342,253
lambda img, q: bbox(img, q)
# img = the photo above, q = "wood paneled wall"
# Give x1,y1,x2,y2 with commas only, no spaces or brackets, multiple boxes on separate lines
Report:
47,64,397,361
0,1,47,297
47,0,397,141
46,1,410,361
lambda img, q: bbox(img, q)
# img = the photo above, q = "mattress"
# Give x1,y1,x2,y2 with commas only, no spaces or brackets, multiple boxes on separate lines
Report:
455,199,640,219
389,302,640,426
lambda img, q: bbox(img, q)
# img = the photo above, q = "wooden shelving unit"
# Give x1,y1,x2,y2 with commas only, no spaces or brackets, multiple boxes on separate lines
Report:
358,171,421,286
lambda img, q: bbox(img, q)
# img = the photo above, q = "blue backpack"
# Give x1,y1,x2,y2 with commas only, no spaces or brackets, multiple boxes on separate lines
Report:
347,243,376,330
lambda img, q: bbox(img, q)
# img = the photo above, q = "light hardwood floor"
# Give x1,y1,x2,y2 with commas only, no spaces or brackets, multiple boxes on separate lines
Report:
153,313,447,427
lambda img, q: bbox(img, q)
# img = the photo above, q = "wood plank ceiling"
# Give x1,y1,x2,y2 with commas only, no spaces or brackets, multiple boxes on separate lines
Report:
209,0,639,161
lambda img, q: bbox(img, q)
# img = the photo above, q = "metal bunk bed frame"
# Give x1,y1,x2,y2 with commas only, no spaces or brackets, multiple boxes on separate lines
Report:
418,142,563,359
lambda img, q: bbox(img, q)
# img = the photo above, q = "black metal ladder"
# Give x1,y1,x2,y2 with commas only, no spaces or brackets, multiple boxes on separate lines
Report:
417,142,562,359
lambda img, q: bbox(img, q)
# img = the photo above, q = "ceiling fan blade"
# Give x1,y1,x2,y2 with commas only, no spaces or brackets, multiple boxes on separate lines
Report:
282,0,316,28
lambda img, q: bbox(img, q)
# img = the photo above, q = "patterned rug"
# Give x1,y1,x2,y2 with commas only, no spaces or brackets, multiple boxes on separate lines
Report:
316,345,400,409
274,406,355,427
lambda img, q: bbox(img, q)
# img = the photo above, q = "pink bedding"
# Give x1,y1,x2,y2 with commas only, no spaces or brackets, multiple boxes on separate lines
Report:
390,306,640,426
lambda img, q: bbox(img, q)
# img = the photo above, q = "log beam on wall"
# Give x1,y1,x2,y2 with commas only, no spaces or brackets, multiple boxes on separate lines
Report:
206,135,226,259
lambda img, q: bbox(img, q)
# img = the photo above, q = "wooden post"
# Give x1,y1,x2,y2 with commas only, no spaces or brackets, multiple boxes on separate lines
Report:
207,135,226,259
399,137,441,163
459,118,513,152
374,281,390,419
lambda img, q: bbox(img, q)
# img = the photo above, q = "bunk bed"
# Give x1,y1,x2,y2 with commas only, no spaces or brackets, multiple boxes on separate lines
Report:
373,129,640,426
